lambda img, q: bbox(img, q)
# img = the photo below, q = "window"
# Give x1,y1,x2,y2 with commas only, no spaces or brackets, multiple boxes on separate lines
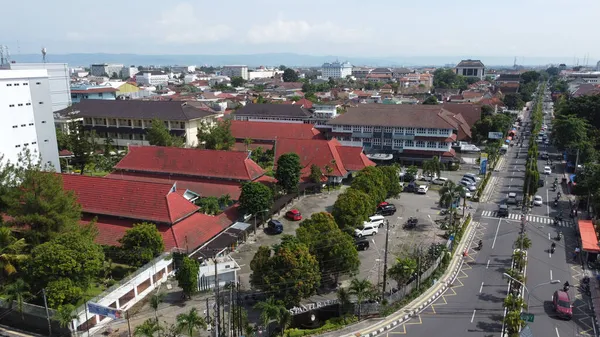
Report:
405,127,415,134
427,141,436,148
18,103,23,106
44,140,49,143
343,125,352,131
6,84,11,87
36,82,41,85
363,126,373,132
179,122,185,129
373,138,382,145
21,124,26,127
41,121,46,123
395,127,404,134
383,138,392,145
416,128,426,134
29,123,33,126
39,102,44,104
427,128,436,135
438,142,446,149
94,118,105,125
14,83,19,86
363,138,372,143
98,93,103,97
374,126,381,132
383,126,393,133
71,94,77,99
134,120,143,127
118,119,132,127
84,118,93,125
14,145,20,148
26,103,31,106
24,143,29,146
352,125,361,132
108,118,117,126
12,125,17,128
405,140,414,147
23,83,28,86
352,137,361,142
416,140,425,148
32,142,37,145
393,139,403,147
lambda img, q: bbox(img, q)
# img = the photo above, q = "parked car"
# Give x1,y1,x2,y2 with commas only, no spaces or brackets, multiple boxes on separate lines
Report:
355,223,378,237
497,204,509,217
268,219,284,234
544,166,552,175
354,237,370,251
553,290,573,320
463,173,482,182
285,209,302,221
419,173,438,181
533,195,543,206
432,177,448,185
465,191,472,199
458,180,477,192
365,215,385,228
404,181,418,193
417,185,429,194
538,178,545,187
377,203,397,216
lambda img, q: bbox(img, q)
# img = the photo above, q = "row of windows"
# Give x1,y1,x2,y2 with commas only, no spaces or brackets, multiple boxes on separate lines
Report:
5,82,41,87
85,118,186,129
12,123,35,128
14,141,39,148
7,103,33,107
343,137,448,149
338,125,450,136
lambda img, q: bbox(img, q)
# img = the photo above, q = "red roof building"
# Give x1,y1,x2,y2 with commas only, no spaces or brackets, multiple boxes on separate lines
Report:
229,120,323,152
274,138,375,182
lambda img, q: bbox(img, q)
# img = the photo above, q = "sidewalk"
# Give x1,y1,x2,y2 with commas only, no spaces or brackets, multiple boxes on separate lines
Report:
318,219,479,337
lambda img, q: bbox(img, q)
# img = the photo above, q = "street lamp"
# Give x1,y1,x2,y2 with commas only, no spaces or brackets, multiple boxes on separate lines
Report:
503,273,560,309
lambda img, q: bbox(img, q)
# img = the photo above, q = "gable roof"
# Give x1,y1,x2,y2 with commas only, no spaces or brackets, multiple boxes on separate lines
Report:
60,100,217,121
61,174,199,224
229,120,321,141
457,59,485,68
327,104,459,129
234,103,312,118
336,146,376,171
442,103,481,126
114,146,266,181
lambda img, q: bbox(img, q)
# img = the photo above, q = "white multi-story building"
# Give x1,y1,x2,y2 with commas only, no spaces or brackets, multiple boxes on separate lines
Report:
0,69,60,170
172,65,196,73
1,62,71,112
121,66,138,79
455,59,485,80
248,68,283,80
135,70,169,86
221,65,249,80
321,61,353,79
90,64,124,77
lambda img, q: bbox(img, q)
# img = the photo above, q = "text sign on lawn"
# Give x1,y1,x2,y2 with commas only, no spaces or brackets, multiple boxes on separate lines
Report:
88,302,123,320
488,132,504,140
520,312,535,322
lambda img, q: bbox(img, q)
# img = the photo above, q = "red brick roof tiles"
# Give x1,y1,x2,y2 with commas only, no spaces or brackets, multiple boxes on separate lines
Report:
115,146,266,181
335,146,376,171
230,120,322,142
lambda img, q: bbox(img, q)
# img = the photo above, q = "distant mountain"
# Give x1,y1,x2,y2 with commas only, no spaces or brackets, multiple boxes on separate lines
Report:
8,52,570,68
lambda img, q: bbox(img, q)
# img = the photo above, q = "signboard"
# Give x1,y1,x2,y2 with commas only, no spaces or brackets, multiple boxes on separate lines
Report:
520,324,533,337
520,312,535,323
480,153,488,175
488,132,504,140
88,302,123,320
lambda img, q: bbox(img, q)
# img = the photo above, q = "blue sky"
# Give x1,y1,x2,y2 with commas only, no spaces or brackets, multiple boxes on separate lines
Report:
2,0,599,60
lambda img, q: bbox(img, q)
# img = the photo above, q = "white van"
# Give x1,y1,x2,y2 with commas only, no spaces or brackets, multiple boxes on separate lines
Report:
355,224,378,237
365,215,385,228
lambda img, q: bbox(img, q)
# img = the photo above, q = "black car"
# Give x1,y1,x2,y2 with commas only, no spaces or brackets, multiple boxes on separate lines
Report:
538,178,545,187
497,204,509,217
354,237,370,251
541,152,549,160
377,204,397,216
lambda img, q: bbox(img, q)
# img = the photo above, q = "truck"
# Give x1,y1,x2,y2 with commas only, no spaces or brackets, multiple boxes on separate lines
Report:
452,141,481,153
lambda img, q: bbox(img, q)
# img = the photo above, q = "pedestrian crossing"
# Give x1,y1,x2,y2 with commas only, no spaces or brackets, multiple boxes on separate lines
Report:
480,210,573,227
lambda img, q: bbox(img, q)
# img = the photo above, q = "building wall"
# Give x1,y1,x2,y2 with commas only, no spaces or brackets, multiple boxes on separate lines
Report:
455,67,485,79
2,63,72,112
222,66,249,80
121,67,138,79
0,69,60,170
116,83,139,95
71,92,117,103
90,64,124,77
136,73,169,86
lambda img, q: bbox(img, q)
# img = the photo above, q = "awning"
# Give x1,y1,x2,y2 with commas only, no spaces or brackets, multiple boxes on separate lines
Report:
578,220,600,253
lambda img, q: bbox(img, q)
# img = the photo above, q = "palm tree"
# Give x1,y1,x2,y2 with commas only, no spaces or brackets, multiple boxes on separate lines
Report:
438,180,466,220
430,156,442,178
135,318,162,337
4,278,31,319
504,309,524,335
175,307,207,337
514,235,532,250
503,293,527,311
55,304,77,336
512,251,526,271
336,288,351,319
243,138,253,151
278,308,292,337
150,293,163,324
218,194,232,208
0,227,27,277
348,278,373,320
254,297,284,336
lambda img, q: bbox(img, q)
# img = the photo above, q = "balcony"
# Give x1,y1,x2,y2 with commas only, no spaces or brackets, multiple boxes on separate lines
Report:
352,132,373,138
392,133,415,140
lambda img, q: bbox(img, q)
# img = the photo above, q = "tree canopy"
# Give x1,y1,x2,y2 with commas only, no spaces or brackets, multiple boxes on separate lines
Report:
432,68,468,90
332,188,376,232
119,222,165,267
422,96,439,105
275,153,302,193
351,166,387,204
239,182,273,216
282,69,299,82
196,119,235,150
175,256,200,299
230,76,246,87
147,119,184,147
502,93,525,110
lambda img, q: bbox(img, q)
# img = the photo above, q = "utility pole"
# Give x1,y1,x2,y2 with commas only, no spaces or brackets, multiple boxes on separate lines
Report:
382,219,390,297
416,246,422,290
214,261,220,337
42,288,52,337
228,285,233,337
206,297,210,326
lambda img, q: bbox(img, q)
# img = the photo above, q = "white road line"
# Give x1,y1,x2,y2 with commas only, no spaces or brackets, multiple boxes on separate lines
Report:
555,327,560,337
486,259,490,269
479,282,484,293
471,310,476,323
546,188,550,216
492,219,501,249
550,270,553,280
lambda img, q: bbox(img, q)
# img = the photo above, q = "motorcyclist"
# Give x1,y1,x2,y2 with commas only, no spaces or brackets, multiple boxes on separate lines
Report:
478,240,483,249
564,281,570,291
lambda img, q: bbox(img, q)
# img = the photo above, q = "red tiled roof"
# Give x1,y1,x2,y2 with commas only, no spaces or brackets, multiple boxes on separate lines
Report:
59,150,73,157
442,103,481,127
232,142,274,152
115,146,266,181
295,98,313,109
61,174,198,224
230,120,322,142
171,205,238,253
335,146,376,171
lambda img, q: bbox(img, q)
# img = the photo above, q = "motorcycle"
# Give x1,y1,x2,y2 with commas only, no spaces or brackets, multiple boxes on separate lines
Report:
554,200,558,207
581,283,591,297
564,282,570,292
478,240,483,250
557,192,562,199
552,186,557,192
557,232,563,241
551,245,556,254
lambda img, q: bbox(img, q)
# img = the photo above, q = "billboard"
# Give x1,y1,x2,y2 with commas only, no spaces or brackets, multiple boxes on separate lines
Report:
88,302,123,320
480,153,488,175
488,132,504,140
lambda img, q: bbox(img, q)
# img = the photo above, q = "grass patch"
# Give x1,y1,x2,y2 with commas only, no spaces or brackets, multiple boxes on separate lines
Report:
286,316,358,337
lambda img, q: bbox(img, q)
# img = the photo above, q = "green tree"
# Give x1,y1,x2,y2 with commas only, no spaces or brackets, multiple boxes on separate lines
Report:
150,293,163,323
551,114,591,152
175,307,207,337
332,188,376,231
279,65,287,71
504,310,524,336
432,68,467,90
351,166,387,203
3,278,31,319
197,119,235,150
337,287,351,318
45,278,83,308
379,165,402,198
309,164,323,185
239,182,273,216
243,137,253,151
275,153,303,193
0,227,27,277
175,256,200,299
546,67,560,77
282,69,299,82
56,128,70,150
249,246,272,289
502,93,525,110
438,180,465,209
388,257,418,290
405,165,419,182
254,297,286,337
119,223,165,267
66,120,93,174
422,96,439,105
249,236,320,307
55,304,77,333
230,77,246,87
146,119,184,147
296,212,359,283
349,278,375,320
481,105,494,116
196,196,222,215
514,235,532,250
135,318,162,337
218,194,232,208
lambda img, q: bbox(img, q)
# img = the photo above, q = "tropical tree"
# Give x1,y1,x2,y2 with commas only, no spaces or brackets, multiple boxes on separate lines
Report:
254,297,285,336
349,278,374,320
243,137,253,151
119,222,165,267
135,318,162,337
175,256,200,299
332,188,376,232
308,164,323,185
278,308,292,336
504,310,524,336
388,257,418,292
438,180,465,209
336,287,351,319
514,235,532,250
503,293,527,311
150,293,163,323
218,194,232,208
351,166,387,204
175,307,207,337
55,304,77,334
4,278,31,319
197,120,235,150
275,153,303,194
0,227,27,277
146,119,184,147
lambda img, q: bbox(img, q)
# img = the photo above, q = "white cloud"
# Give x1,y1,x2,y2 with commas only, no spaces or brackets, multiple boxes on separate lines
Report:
246,19,367,44
156,3,233,44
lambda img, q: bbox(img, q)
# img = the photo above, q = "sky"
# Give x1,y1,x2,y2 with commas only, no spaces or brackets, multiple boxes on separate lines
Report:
2,0,599,61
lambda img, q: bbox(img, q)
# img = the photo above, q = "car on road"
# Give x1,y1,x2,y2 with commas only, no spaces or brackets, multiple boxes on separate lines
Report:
497,204,509,217
432,177,448,185
459,180,477,192
540,152,549,160
267,219,284,234
544,166,552,175
354,237,370,251
506,192,518,204
377,203,397,216
538,178,545,187
544,140,550,145
285,209,302,221
417,185,429,194
553,290,573,320
533,195,543,206
355,223,378,237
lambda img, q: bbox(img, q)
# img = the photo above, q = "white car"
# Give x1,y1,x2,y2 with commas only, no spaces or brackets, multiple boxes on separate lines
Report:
417,185,429,194
544,166,552,175
533,195,543,206
459,180,477,191
432,177,448,185
464,191,472,199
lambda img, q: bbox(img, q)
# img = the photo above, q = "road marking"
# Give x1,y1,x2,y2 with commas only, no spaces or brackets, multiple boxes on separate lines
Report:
486,259,490,269
555,327,560,337
479,282,484,293
550,270,553,281
492,218,501,249
546,188,550,216
471,310,476,323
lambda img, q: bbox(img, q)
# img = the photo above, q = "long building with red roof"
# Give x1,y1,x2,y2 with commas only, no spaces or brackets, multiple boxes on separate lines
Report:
229,120,324,151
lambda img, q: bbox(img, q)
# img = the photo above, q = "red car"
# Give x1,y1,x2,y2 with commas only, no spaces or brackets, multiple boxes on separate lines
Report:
378,201,389,208
553,290,572,320
285,209,302,221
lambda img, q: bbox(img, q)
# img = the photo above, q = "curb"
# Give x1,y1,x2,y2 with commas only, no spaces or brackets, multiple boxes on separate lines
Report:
348,221,478,337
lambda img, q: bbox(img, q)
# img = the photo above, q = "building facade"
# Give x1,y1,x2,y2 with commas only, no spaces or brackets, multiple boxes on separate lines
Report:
321,61,352,79
70,85,118,103
233,104,313,123
121,66,138,79
352,67,373,78
1,62,71,112
0,69,61,170
172,65,196,73
135,70,169,86
90,64,124,77
455,59,485,80
221,65,249,80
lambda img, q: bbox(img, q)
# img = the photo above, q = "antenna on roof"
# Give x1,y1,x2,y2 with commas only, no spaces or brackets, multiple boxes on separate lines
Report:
41,47,47,63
